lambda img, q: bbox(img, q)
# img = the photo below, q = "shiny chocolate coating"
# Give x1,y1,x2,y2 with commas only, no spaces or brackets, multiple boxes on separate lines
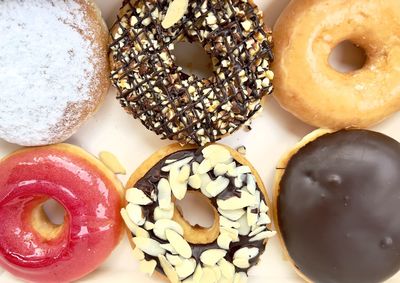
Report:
278,130,400,283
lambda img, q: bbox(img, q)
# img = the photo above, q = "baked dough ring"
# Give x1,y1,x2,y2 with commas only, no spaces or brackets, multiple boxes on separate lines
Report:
121,143,275,282
273,0,400,129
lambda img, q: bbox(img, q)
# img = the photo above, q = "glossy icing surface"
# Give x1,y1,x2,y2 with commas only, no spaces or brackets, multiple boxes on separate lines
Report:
0,146,122,283
278,130,400,283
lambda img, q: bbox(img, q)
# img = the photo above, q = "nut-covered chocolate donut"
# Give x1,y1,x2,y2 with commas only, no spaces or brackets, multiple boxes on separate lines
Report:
121,144,275,282
109,0,274,145
274,129,400,283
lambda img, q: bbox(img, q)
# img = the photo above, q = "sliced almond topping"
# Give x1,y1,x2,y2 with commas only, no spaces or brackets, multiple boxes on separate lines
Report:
161,0,189,29
206,176,229,197
218,258,235,280
121,208,149,237
166,254,183,266
126,188,153,205
218,208,245,221
179,164,191,182
257,212,271,226
154,205,174,221
233,257,250,269
197,159,213,174
200,249,227,266
192,162,200,174
202,145,233,165
250,230,276,242
217,233,233,250
154,219,184,240
260,201,269,213
246,207,258,227
220,226,239,241
158,178,172,209
99,151,126,174
133,237,166,257
246,175,256,195
234,247,259,260
161,243,178,255
139,259,157,276
192,264,203,283
201,267,218,282
237,214,251,236
220,216,240,229
144,221,155,230
233,272,248,283
158,254,180,283
170,166,188,200
249,226,266,237
132,247,145,261
166,229,192,258
126,203,145,226
212,266,222,281
176,258,196,279
234,177,243,188
162,156,193,172
213,163,228,176
217,191,257,210
200,173,212,198
188,174,202,189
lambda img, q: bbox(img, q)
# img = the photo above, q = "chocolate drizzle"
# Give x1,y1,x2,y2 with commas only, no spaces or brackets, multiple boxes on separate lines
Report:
278,130,400,283
109,0,274,145
133,148,270,278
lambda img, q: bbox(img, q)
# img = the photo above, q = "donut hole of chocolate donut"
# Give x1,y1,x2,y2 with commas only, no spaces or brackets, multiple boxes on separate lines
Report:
173,191,220,244
328,40,367,73
31,198,67,241
171,41,214,79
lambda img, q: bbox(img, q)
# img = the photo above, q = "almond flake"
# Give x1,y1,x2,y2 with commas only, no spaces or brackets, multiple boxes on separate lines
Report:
166,229,192,258
206,176,229,197
179,164,191,182
213,163,229,176
220,216,240,229
250,230,276,242
161,244,178,254
139,259,157,275
246,175,256,195
158,178,172,209
121,208,149,237
162,0,189,29
154,219,184,240
233,272,248,283
202,145,232,166
132,247,145,261
233,257,250,269
126,203,145,226
260,201,269,213
197,159,213,174
218,208,245,221
249,226,266,237
188,174,202,189
217,191,257,210
220,226,239,241
166,254,183,266
218,259,235,280
162,156,193,172
247,207,258,227
217,233,233,250
158,254,180,283
170,166,188,200
192,264,203,283
133,237,166,256
176,258,196,279
154,205,174,221
201,267,218,282
257,212,271,226
200,249,227,266
99,151,126,174
126,188,153,205
237,214,251,236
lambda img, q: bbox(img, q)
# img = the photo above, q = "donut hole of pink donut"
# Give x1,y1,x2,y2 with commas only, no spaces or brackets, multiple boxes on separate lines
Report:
0,145,123,283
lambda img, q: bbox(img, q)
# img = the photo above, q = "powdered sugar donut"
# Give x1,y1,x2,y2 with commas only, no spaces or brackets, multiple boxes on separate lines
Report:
0,0,110,146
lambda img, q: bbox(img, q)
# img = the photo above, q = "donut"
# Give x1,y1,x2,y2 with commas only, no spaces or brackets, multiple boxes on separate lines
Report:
121,143,275,282
272,0,400,129
0,0,110,146
273,129,400,283
109,0,274,145
0,144,123,282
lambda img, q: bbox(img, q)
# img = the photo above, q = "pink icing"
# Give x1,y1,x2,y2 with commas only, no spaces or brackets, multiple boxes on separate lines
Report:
0,147,122,282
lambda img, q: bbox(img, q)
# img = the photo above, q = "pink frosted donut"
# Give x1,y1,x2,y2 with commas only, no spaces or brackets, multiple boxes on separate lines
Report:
0,144,123,282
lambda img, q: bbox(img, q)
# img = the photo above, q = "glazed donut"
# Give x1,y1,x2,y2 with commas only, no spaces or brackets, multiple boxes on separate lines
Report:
273,0,400,129
0,0,110,146
121,144,275,282
0,144,123,282
109,0,274,145
273,129,400,283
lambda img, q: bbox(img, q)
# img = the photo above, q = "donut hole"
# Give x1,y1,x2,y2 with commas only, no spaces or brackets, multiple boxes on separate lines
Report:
171,41,214,79
175,191,215,228
31,198,67,241
329,40,367,73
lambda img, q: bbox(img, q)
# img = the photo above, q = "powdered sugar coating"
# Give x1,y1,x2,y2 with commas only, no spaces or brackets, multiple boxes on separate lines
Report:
0,0,99,146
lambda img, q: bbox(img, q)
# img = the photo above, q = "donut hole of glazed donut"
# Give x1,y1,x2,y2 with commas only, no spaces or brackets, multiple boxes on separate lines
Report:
173,191,220,245
328,40,367,73
171,41,214,79
31,198,68,241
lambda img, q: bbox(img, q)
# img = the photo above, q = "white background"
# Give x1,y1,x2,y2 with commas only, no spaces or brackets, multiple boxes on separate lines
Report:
1,0,400,282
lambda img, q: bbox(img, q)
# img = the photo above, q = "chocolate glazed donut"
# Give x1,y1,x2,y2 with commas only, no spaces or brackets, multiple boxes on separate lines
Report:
274,130,400,283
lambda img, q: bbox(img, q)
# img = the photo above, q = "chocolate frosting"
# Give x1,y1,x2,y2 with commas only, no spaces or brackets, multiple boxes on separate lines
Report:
278,130,400,283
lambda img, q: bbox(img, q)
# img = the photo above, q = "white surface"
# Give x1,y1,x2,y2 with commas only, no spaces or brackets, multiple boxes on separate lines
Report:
1,0,400,282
